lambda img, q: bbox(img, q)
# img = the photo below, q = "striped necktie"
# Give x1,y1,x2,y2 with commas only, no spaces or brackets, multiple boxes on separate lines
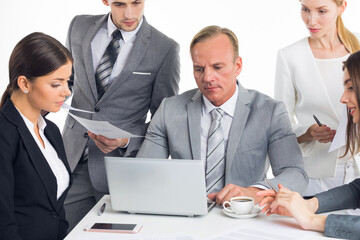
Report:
95,29,122,100
206,108,226,194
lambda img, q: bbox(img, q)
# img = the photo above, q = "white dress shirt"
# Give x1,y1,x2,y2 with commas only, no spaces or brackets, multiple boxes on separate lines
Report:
18,111,70,200
91,14,143,86
200,85,238,164
91,14,142,147
200,86,267,190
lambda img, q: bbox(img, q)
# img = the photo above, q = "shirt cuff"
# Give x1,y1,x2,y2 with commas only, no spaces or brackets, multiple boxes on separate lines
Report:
250,184,268,190
120,138,130,149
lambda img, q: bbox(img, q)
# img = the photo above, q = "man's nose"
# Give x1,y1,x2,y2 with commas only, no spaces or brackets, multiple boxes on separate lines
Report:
203,68,214,82
124,6,133,19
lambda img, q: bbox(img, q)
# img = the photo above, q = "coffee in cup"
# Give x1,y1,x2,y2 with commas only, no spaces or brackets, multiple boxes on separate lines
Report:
222,196,254,215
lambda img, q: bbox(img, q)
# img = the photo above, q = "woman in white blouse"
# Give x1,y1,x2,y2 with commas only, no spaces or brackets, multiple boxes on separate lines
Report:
0,32,72,240
274,0,360,196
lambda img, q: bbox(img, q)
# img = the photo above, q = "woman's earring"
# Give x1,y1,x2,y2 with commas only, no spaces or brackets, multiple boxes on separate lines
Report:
24,90,28,94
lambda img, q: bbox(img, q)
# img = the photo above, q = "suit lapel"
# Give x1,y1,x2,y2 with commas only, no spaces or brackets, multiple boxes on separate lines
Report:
225,84,250,174
82,14,109,102
101,17,151,101
187,91,202,160
2,99,58,209
44,123,71,176
302,39,340,120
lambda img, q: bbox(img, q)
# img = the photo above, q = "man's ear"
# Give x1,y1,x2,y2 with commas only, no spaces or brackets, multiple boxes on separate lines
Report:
235,56,243,76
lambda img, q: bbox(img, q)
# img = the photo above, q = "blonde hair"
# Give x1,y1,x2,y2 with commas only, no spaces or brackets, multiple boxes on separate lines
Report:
336,15,360,53
190,25,239,62
300,0,360,53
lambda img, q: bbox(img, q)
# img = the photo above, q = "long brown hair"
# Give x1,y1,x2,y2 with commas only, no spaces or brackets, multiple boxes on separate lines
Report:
343,51,360,157
1,32,73,108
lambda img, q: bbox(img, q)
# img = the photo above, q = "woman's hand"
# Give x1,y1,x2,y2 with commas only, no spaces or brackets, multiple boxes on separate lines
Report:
259,184,326,232
297,124,336,144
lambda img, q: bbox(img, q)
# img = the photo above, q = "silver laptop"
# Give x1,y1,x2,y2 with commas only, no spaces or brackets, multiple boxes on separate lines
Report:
105,157,215,217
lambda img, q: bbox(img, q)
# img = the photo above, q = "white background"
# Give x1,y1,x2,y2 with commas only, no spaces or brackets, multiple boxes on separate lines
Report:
0,0,359,129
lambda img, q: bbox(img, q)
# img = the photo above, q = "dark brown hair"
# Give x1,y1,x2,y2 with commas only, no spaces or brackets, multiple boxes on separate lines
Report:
1,32,73,108
343,51,360,157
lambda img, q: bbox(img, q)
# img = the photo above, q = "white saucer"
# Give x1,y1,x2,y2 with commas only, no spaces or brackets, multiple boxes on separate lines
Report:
223,208,261,219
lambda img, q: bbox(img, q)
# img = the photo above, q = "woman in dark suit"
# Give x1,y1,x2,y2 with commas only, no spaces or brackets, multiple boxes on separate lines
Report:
0,32,72,240
258,51,360,239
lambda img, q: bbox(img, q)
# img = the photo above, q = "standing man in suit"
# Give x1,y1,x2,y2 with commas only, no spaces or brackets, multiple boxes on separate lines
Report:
63,0,180,230
137,25,308,206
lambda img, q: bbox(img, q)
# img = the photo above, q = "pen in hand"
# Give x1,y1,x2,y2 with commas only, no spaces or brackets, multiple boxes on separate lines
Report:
265,177,278,193
98,203,106,216
313,115,322,127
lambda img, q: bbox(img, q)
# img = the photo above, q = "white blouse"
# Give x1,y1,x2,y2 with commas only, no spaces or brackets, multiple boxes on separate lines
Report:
274,37,356,178
314,54,350,118
18,111,70,200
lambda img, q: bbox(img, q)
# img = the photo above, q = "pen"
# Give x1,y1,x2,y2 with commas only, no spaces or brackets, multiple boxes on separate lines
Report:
265,178,278,193
313,115,322,127
98,203,106,216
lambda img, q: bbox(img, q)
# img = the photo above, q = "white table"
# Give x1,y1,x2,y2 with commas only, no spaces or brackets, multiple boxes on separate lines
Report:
65,195,338,240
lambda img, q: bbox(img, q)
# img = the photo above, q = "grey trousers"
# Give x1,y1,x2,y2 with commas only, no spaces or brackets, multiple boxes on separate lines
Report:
64,161,104,233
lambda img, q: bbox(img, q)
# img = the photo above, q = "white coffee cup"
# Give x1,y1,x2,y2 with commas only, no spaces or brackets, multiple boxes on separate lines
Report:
222,196,254,215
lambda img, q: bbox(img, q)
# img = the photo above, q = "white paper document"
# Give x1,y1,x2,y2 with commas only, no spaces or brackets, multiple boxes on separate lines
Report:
62,103,95,114
75,232,195,240
69,113,143,139
328,107,347,153
208,219,324,240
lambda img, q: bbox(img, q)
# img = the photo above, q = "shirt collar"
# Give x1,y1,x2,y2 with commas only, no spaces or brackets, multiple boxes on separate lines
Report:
107,14,143,43
16,107,47,132
202,84,238,118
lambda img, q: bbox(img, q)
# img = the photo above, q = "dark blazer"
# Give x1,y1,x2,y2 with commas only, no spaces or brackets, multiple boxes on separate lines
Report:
315,178,360,239
0,98,72,240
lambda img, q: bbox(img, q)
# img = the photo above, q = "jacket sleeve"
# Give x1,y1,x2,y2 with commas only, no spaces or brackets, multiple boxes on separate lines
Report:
137,98,170,159
263,101,309,194
315,179,360,239
316,178,360,213
323,214,360,239
0,128,22,240
274,49,316,157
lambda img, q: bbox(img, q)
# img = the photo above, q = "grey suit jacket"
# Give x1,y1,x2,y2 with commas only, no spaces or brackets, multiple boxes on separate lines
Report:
315,178,360,239
137,84,308,194
62,14,180,192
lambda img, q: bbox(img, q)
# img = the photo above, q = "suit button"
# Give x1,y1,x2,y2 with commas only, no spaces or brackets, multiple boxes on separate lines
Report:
51,212,58,218
335,230,341,236
94,107,100,112
84,132,89,138
347,233,352,238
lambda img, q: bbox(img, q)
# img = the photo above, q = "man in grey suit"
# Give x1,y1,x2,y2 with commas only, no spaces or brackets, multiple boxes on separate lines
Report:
137,25,308,206
63,0,180,230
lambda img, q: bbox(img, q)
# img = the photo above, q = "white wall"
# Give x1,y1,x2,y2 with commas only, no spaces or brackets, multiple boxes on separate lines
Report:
0,0,359,129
